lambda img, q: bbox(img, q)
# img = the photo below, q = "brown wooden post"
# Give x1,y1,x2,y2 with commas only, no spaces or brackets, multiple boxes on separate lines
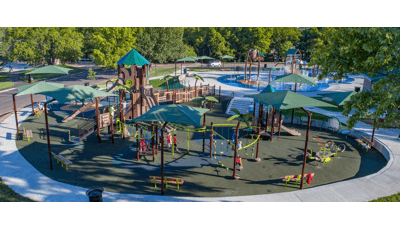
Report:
136,123,139,161
203,113,206,152
214,85,216,96
155,125,159,155
12,94,20,140
28,74,35,114
258,103,263,127
278,111,282,138
254,124,261,162
119,90,122,122
291,83,297,124
209,122,214,158
152,122,155,162
300,108,312,189
219,85,221,103
371,119,376,142
110,110,114,144
268,69,272,83
270,108,275,141
131,92,134,119
96,98,101,143
161,122,168,195
140,87,143,116
209,100,212,111
233,120,241,179
44,99,56,170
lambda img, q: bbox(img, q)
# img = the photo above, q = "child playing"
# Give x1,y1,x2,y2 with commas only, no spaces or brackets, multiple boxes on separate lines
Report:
236,156,243,171
140,139,146,152
167,133,172,151
173,134,179,152
145,134,150,150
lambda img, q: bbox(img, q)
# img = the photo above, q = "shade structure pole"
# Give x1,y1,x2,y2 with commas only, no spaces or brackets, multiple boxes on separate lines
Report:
233,120,241,179
202,113,206,152
210,122,213,158
12,94,20,140
136,123,139,161
270,108,275,141
278,111,282,138
291,83,297,124
131,92,134,119
161,122,168,195
209,100,212,111
110,110,114,144
96,98,101,143
300,107,312,189
45,99,56,170
155,125,159,155
254,124,261,162
28,74,35,114
258,103,263,127
371,119,376,142
152,122,155,162
268,69,272,84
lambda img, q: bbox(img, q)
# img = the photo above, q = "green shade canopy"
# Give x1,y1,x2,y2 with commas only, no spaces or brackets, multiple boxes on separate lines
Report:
272,74,317,86
318,91,357,106
286,49,299,55
188,56,199,60
245,91,337,111
254,85,276,103
40,85,116,104
218,55,235,59
25,65,73,75
16,82,65,96
197,56,214,60
117,48,150,66
126,105,209,128
191,96,219,102
177,57,197,62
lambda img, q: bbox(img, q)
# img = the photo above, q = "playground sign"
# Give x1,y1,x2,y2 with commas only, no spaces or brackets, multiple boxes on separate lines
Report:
99,113,110,128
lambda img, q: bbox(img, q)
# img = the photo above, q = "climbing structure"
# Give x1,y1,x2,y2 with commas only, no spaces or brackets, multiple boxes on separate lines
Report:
244,49,263,82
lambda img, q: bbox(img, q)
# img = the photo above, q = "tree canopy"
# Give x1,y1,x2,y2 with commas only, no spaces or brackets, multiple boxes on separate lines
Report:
310,27,400,129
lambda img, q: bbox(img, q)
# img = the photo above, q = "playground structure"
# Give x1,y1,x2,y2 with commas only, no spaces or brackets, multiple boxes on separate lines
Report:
244,49,263,82
320,116,342,135
307,139,346,163
284,49,303,74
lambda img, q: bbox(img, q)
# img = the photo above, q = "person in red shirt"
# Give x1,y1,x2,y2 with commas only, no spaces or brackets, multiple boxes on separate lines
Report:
236,156,243,171
166,133,172,151
173,134,179,152
140,139,146,152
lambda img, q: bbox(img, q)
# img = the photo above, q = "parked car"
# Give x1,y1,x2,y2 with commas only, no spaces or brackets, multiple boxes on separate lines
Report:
207,60,221,67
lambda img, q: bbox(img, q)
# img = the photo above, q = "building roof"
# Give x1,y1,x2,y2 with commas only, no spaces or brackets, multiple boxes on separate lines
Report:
363,69,400,84
286,49,300,55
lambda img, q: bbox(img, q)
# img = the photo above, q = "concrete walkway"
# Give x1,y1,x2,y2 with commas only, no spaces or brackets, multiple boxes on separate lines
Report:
1,72,400,201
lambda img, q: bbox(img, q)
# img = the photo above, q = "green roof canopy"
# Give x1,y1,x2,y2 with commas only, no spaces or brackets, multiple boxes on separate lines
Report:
254,85,276,104
126,105,209,128
16,82,64,96
117,48,150,66
197,56,214,60
272,74,317,86
188,56,199,60
25,65,73,75
218,55,235,59
177,57,197,62
286,49,299,55
40,85,116,104
318,91,357,106
245,91,336,111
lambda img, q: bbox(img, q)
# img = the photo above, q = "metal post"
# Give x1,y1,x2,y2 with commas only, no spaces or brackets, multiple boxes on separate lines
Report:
45,99,56,170
300,108,312,189
161,122,168,195
28,74,35,114
270,108,275,141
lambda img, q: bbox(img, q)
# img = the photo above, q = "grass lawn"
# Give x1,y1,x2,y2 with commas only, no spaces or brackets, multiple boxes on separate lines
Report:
19,64,84,83
0,81,14,90
0,178,35,202
149,67,178,78
149,77,181,89
370,192,400,202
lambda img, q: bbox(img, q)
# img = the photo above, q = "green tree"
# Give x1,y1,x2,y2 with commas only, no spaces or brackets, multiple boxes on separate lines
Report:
269,27,301,62
77,27,97,59
297,27,324,61
87,68,96,81
92,27,142,69
136,27,187,63
2,27,84,64
310,27,400,130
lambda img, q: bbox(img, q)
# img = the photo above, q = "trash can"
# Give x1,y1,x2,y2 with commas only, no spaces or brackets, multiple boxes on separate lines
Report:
86,187,104,202
84,82,90,86
184,68,187,74
354,86,361,92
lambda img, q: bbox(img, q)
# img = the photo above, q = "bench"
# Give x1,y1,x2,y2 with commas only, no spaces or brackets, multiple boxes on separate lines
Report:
149,176,184,190
51,152,73,170
355,135,374,152
23,127,33,141
281,173,315,186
